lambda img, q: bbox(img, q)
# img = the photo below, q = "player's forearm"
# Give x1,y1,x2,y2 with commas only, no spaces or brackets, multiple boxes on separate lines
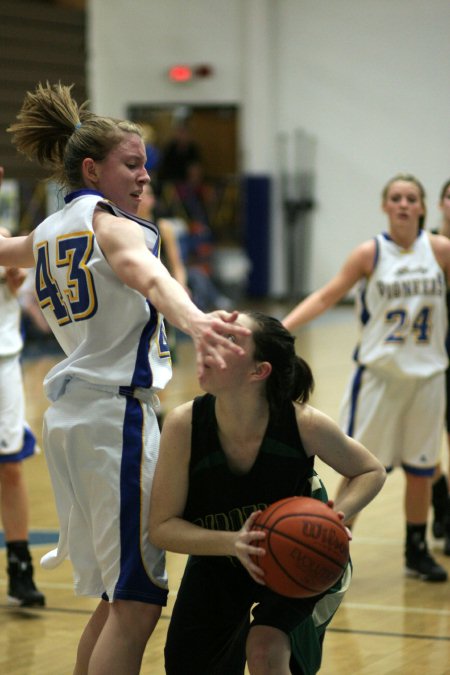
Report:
146,271,203,336
149,517,236,557
282,291,330,331
0,234,35,269
334,467,386,523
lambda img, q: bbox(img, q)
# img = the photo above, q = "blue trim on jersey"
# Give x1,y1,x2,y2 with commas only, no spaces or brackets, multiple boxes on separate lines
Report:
96,200,159,239
359,236,379,327
131,301,159,388
115,397,168,605
347,365,365,437
359,284,370,326
0,426,36,464
373,235,380,268
64,189,104,203
383,230,422,244
93,196,164,390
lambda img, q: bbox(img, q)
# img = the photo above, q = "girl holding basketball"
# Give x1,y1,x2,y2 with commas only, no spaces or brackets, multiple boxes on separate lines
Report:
149,311,385,675
283,174,450,582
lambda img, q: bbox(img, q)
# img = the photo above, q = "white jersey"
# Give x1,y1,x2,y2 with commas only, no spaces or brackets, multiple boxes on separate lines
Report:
354,231,448,378
32,190,172,401
0,268,23,356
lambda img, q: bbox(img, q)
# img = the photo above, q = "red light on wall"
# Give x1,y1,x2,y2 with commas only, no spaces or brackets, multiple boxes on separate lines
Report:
168,65,193,82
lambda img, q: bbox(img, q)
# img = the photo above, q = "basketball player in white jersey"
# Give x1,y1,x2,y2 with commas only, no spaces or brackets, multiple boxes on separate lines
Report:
0,173,45,606
430,178,450,554
0,83,250,675
283,174,450,582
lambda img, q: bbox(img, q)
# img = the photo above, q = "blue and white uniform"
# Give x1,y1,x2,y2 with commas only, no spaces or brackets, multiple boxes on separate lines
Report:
0,267,36,462
340,231,448,473
36,190,171,604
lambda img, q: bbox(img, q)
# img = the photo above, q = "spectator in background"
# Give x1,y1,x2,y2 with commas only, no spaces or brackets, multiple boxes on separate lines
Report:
137,183,188,291
151,161,233,313
141,123,161,174
157,121,202,184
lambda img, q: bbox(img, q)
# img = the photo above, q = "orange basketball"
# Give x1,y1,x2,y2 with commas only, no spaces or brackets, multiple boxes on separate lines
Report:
251,496,349,598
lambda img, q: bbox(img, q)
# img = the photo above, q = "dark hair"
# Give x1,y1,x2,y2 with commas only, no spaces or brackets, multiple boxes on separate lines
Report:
440,179,450,201
244,311,314,414
381,173,426,230
7,81,143,190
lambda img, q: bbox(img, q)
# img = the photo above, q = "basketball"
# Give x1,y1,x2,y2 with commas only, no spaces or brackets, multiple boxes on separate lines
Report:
251,496,349,598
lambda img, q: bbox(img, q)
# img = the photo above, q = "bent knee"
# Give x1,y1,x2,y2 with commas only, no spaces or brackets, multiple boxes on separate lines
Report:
110,599,162,633
246,625,291,674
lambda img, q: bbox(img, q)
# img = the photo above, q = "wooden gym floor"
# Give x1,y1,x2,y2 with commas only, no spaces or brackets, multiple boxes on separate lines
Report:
0,303,449,674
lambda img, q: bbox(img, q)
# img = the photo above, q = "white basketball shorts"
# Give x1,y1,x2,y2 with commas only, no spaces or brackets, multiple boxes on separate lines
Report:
340,366,445,474
0,354,25,456
41,379,168,605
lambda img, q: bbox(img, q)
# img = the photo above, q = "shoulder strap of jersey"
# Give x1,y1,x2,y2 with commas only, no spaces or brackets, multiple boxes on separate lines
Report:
96,200,159,237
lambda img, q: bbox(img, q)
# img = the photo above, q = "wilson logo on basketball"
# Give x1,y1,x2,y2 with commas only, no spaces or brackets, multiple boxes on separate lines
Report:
302,521,349,557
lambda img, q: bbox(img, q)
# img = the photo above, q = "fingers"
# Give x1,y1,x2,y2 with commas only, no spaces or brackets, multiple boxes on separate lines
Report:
210,315,250,335
244,510,263,530
212,309,239,322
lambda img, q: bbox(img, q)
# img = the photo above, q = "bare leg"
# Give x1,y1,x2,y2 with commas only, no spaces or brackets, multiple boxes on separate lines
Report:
0,462,29,540
74,599,110,675
405,472,431,523
0,462,45,606
74,598,161,675
246,625,291,675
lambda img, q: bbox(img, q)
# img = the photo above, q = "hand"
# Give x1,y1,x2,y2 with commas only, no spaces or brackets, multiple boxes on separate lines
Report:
234,511,266,585
327,499,353,541
5,266,27,292
192,309,251,377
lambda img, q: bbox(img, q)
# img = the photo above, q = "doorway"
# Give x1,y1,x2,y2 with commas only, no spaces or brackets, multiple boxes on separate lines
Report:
128,103,240,244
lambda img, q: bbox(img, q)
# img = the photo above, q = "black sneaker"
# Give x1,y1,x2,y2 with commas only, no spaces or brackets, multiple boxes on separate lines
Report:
7,556,46,607
405,546,448,582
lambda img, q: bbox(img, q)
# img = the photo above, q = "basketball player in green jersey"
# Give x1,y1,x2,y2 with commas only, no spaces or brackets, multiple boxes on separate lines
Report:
149,311,385,675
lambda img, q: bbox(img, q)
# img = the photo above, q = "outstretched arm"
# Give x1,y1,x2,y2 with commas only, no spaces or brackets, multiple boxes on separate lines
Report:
94,210,250,376
0,168,35,269
282,240,375,332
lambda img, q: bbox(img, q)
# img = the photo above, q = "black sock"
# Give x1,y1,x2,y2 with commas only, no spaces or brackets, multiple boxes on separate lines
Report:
6,541,31,563
406,523,427,550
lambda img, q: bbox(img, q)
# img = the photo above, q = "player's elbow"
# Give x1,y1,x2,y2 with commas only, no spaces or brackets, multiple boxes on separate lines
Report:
371,461,387,495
